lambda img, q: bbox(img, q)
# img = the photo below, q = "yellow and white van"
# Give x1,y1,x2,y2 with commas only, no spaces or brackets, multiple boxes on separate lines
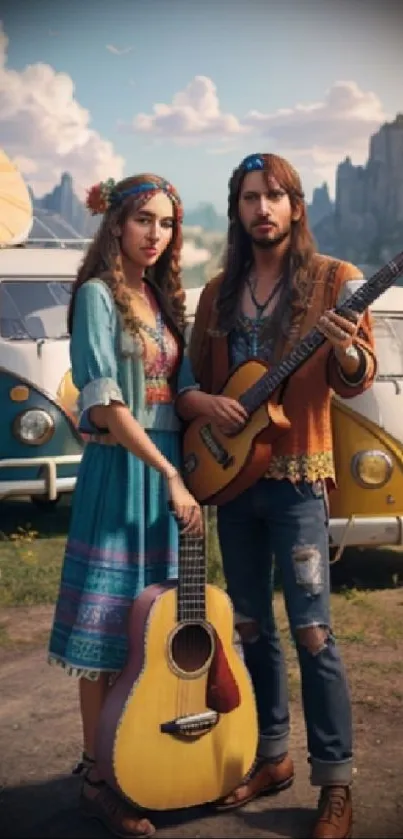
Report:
330,285,403,551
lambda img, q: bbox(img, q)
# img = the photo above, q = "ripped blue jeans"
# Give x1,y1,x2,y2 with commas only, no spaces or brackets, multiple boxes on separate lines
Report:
217,477,353,787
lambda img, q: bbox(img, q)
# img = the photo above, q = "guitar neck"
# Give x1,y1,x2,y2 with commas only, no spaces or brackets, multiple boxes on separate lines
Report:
177,531,207,622
240,252,403,415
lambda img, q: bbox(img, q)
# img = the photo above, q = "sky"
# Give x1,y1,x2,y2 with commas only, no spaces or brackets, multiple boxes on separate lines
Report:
0,0,402,212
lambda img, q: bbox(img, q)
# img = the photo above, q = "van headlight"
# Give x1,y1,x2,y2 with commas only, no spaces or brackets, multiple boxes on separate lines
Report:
13,409,54,446
351,450,393,488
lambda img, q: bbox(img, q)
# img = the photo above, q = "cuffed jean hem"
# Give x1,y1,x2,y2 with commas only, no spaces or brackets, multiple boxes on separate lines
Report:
258,731,289,761
310,756,353,787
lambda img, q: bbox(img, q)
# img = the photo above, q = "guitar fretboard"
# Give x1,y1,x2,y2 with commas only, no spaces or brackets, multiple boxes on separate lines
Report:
177,531,207,622
239,252,403,416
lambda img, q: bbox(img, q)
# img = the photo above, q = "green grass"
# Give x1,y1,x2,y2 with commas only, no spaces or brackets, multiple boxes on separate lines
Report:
1,498,403,629
0,502,224,608
0,532,65,606
0,498,70,606
206,507,225,587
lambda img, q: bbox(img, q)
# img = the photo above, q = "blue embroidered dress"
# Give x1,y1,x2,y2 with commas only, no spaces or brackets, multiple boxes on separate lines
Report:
48,279,191,679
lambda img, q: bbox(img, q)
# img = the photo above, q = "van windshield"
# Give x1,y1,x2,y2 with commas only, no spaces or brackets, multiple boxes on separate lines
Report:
373,315,403,377
0,279,73,340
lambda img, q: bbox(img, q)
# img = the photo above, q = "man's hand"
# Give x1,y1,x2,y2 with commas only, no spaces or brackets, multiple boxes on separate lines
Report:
317,309,363,375
207,394,248,435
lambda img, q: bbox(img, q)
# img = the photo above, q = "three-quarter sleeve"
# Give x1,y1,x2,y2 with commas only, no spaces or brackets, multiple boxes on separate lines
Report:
176,352,200,397
70,280,125,433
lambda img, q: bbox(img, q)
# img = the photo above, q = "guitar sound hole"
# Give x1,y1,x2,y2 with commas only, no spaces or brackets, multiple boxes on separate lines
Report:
170,623,213,674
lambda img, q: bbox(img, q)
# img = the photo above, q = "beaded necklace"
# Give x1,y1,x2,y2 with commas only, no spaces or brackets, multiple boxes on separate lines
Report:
243,272,283,356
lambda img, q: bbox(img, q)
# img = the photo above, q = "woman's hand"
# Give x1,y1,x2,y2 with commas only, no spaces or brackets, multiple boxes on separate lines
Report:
166,472,203,536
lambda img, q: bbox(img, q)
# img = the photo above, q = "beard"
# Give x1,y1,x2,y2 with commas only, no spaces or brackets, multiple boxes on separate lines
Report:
250,225,291,250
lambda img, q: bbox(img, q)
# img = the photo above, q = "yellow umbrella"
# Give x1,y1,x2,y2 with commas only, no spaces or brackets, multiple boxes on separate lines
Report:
0,149,33,246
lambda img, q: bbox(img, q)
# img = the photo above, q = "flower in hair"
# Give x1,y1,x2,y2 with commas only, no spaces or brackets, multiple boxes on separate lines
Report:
86,178,116,215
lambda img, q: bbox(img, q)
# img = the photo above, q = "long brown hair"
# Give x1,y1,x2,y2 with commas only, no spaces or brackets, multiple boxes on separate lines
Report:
67,174,185,339
216,153,316,346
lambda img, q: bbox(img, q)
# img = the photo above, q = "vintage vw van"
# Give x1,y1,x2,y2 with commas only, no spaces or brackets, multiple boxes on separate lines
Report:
0,242,85,505
185,284,403,552
3,255,403,546
329,286,403,552
0,254,210,506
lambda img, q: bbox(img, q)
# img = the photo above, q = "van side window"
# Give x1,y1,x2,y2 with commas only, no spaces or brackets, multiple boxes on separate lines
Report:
0,279,73,340
373,315,403,377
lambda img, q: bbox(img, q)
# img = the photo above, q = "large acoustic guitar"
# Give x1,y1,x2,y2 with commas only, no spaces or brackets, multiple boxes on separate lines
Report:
182,252,403,505
95,520,258,812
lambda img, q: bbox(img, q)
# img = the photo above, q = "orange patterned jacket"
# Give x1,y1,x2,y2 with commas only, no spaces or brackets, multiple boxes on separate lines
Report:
188,254,377,486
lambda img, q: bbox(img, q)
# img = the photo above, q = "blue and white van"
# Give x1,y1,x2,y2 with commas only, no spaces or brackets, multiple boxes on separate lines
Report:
0,241,86,505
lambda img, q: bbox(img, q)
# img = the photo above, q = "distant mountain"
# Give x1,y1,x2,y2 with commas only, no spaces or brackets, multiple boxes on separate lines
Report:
31,177,228,237
28,115,403,266
308,182,334,229
184,202,227,232
32,173,99,238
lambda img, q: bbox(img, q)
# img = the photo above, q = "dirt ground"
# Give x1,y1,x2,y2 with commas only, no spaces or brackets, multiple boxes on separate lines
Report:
0,600,402,839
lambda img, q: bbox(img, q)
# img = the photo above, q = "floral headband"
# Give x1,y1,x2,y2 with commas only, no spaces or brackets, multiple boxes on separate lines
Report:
86,177,183,219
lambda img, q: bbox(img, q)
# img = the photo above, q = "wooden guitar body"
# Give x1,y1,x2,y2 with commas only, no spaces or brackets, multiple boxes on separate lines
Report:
96,580,258,812
182,359,291,505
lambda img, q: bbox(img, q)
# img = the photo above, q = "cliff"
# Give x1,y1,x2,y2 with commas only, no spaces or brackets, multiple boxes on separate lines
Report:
313,114,403,264
308,182,333,228
33,173,99,238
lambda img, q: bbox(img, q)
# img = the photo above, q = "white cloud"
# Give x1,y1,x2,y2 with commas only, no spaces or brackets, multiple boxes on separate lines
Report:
244,81,389,194
129,76,388,196
0,23,125,198
106,44,133,55
207,144,240,156
181,240,211,269
245,81,386,152
131,75,249,142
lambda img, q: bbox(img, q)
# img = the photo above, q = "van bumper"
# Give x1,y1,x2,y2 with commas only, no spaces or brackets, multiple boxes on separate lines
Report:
329,516,403,549
0,454,82,501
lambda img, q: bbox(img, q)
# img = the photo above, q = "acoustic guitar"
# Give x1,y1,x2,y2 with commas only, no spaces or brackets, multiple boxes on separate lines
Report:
182,252,403,505
95,519,258,812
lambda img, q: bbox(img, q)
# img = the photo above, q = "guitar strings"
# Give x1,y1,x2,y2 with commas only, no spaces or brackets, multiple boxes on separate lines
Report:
177,528,207,719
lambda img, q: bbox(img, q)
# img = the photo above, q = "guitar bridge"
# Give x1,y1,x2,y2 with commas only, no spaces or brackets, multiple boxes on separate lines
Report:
160,710,218,736
199,424,234,469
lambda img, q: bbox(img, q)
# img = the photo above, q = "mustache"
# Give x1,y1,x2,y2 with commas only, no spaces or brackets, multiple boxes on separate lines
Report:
252,217,277,228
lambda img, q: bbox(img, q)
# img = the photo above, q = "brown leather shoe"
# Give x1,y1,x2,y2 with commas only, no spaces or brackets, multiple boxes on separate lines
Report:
214,754,294,811
80,774,155,838
311,785,353,839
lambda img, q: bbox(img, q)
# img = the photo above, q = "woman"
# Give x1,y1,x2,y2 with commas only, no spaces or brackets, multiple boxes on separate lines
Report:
48,173,202,838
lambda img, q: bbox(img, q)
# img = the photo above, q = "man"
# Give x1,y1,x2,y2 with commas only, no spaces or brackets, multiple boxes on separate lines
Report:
176,153,377,839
